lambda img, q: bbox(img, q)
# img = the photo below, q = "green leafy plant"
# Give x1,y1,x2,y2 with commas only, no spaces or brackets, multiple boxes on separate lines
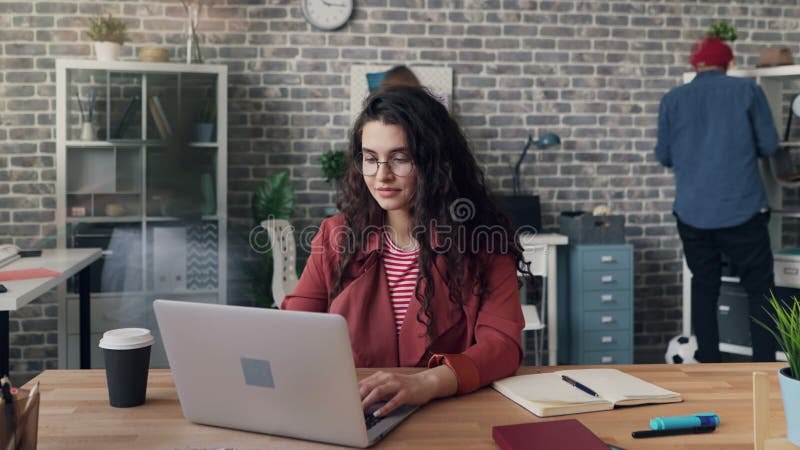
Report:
754,293,800,379
706,21,737,42
246,171,294,308
197,99,216,123
252,171,294,223
321,150,348,183
86,14,130,45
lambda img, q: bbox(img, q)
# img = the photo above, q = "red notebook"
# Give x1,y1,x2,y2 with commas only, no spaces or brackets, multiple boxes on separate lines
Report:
0,268,60,282
492,419,609,450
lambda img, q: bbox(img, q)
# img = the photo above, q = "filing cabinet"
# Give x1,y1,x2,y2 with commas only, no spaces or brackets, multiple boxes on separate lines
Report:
566,244,634,364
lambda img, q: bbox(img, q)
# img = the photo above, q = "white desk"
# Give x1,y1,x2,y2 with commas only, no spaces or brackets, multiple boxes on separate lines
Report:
0,248,102,374
518,232,568,365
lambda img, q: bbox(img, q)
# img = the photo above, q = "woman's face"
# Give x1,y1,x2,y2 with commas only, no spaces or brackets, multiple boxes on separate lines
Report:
360,120,417,215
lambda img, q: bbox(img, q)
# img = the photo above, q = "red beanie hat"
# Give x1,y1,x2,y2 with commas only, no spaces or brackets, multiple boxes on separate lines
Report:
690,37,734,67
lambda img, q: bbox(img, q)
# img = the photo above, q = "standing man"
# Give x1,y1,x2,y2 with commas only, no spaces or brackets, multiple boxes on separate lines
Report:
655,34,780,362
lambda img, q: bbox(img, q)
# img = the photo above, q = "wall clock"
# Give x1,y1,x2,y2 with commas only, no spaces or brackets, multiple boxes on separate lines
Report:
792,93,800,118
301,0,353,31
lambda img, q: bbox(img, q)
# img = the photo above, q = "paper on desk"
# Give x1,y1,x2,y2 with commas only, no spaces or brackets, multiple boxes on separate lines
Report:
494,373,606,404
562,369,680,404
493,369,682,417
0,268,61,282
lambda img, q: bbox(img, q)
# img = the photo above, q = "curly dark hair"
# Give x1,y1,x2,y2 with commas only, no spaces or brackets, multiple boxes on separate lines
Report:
333,85,532,342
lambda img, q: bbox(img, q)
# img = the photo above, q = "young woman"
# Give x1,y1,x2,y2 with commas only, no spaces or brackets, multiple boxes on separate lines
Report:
282,86,530,417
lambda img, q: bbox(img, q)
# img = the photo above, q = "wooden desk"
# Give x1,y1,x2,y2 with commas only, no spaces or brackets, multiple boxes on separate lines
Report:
26,363,787,449
0,249,102,374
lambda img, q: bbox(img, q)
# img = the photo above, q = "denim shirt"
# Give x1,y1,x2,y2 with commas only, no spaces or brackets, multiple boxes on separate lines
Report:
655,70,779,229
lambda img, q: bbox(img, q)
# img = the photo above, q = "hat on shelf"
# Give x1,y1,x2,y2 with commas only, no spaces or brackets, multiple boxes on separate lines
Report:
756,47,794,68
690,37,734,68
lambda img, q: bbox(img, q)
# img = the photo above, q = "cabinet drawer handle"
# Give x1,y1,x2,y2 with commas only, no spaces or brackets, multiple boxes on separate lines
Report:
102,250,113,256
601,315,613,323
601,336,613,343
601,255,614,263
601,275,614,283
601,294,613,302
784,267,799,276
601,356,613,363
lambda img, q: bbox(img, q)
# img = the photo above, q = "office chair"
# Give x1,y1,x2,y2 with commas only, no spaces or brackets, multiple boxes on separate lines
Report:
520,245,548,365
260,219,299,308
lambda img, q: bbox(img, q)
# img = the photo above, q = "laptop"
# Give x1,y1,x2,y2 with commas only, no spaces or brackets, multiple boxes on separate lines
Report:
153,299,418,448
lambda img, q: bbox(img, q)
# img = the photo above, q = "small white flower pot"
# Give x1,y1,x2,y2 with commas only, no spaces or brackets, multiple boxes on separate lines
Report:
94,41,121,61
80,122,96,141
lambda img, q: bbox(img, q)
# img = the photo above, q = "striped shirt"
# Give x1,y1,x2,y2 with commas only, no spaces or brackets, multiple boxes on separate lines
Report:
383,234,420,333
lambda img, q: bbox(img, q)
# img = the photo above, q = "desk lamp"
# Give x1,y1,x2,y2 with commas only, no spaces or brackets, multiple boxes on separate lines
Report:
512,132,561,195
503,132,561,232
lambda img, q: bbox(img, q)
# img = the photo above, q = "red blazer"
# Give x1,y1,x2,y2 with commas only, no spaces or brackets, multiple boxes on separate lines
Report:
282,215,524,394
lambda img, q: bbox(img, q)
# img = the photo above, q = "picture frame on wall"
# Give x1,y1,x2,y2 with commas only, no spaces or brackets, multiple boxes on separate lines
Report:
349,65,453,122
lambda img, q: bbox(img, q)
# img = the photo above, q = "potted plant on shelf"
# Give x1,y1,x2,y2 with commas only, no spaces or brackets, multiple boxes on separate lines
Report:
192,99,216,142
321,149,347,217
754,294,800,445
706,21,737,42
86,14,130,61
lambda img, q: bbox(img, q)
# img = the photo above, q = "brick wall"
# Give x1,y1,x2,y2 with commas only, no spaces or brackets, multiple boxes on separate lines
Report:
2,0,799,382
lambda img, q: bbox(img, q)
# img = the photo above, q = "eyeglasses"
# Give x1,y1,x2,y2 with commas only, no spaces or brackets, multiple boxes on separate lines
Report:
357,154,414,177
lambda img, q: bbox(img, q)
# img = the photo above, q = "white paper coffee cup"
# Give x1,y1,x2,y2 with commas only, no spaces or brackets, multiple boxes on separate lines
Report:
99,328,155,408
99,328,155,351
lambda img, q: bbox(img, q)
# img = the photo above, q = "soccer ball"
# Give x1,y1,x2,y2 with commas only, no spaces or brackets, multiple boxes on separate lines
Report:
665,335,699,364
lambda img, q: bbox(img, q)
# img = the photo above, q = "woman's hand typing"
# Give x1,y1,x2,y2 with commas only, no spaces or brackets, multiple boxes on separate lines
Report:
359,365,458,417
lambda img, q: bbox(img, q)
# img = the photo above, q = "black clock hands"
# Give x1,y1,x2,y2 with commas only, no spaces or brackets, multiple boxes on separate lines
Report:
320,0,347,7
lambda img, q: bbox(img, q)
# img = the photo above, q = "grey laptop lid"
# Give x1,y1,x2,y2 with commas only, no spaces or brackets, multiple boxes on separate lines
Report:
153,300,415,448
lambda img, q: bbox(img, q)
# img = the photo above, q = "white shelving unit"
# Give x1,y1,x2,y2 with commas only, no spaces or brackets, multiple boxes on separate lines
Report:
55,59,228,369
681,65,800,360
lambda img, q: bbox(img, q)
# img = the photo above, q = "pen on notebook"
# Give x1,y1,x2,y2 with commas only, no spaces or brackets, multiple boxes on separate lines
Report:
632,425,716,438
561,375,599,397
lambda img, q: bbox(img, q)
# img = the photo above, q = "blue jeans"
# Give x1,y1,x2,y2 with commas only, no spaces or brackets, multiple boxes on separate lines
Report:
676,211,777,362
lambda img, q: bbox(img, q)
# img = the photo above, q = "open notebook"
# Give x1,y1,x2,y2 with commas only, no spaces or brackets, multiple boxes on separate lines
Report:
492,368,682,417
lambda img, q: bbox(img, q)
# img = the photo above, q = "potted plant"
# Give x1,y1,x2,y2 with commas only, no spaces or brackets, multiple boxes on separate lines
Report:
706,21,737,41
246,171,294,308
754,294,800,445
321,149,347,216
192,99,216,142
86,14,130,61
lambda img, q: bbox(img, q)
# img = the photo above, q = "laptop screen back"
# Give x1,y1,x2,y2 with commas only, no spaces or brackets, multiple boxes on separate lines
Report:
154,300,371,447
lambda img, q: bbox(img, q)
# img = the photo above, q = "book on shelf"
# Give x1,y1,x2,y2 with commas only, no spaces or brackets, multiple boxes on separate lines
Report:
492,419,609,450
492,368,682,418
112,96,139,139
148,95,173,139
